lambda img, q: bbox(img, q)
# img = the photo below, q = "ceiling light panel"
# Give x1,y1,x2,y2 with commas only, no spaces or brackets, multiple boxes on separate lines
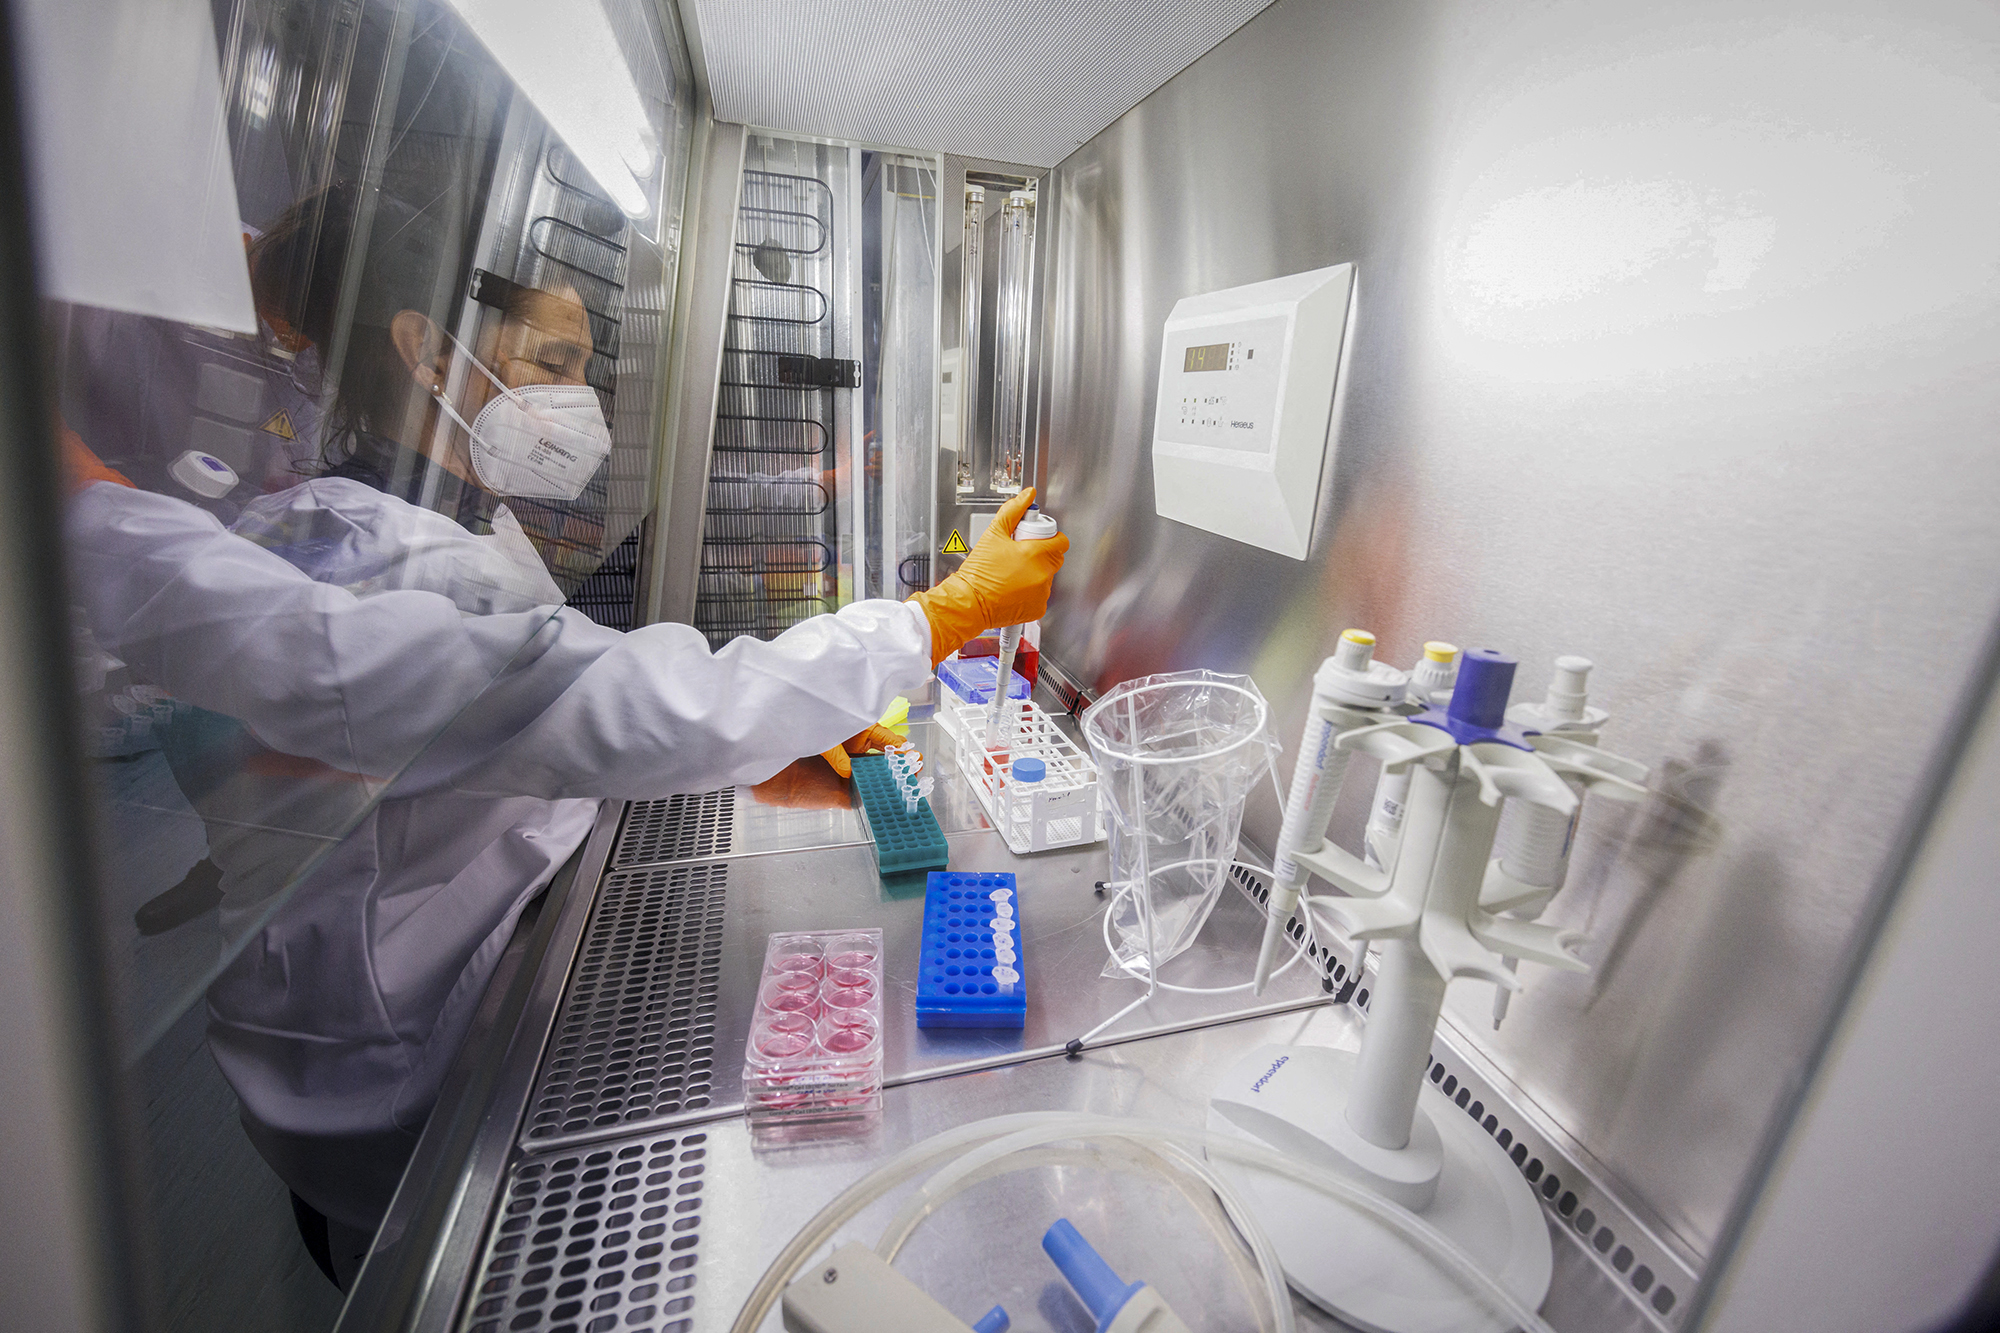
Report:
689,0,1276,166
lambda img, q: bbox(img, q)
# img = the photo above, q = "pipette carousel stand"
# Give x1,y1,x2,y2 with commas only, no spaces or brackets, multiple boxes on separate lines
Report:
1208,640,1647,1333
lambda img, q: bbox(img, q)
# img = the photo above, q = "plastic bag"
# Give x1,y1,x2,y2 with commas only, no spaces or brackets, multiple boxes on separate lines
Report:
1081,670,1280,977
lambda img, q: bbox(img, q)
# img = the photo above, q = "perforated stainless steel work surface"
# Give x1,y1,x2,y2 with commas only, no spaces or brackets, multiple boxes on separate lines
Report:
613,793,736,867
436,782,1677,1333
608,721,993,871
676,1005,1660,1333
460,1130,710,1333
522,864,730,1147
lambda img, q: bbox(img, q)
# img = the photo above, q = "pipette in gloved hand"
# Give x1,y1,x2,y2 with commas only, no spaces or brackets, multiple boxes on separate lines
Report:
906,487,1068,667
984,507,1059,757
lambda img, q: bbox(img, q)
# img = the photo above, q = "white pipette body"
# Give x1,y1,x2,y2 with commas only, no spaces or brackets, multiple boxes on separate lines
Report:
984,508,1059,752
1252,631,1409,995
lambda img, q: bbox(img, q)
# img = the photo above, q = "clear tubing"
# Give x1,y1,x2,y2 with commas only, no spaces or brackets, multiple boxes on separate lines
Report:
727,1112,1558,1333
873,1122,1295,1333
727,1118,1046,1333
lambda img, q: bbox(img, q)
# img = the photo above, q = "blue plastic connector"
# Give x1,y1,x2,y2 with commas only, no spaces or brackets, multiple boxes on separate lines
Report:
1042,1219,1144,1333
1413,647,1535,748
971,1307,1010,1333
1448,648,1517,730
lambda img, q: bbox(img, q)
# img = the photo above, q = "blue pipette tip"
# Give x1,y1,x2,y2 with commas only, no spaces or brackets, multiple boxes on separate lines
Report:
971,1306,1011,1333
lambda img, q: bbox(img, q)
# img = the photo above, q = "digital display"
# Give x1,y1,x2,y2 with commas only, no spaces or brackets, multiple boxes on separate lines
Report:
1182,342,1231,372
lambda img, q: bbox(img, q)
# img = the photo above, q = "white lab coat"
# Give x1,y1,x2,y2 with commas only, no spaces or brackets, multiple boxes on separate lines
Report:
70,477,932,1229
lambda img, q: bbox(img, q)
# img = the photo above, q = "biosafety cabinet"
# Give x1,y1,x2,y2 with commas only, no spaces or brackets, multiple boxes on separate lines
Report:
3,2,1999,1333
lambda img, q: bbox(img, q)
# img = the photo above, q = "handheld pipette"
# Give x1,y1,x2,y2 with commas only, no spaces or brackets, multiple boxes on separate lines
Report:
984,507,1060,755
1252,630,1408,995
1490,655,1607,1028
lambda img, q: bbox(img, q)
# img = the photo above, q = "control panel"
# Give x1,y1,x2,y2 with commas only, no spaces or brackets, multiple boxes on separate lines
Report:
1160,313,1287,454
1151,264,1355,559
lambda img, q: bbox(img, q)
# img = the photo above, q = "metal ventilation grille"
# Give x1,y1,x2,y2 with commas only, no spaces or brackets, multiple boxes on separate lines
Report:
460,1130,709,1333
613,791,736,867
568,527,641,631
522,864,728,1147
694,166,842,650
502,141,632,598
1417,1047,1696,1329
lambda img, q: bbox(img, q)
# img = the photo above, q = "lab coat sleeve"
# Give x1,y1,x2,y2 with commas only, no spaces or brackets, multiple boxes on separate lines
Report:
70,481,936,799
68,482,572,779
433,598,935,801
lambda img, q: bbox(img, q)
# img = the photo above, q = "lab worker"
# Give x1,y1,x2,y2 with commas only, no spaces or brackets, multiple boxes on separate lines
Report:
64,186,1069,1286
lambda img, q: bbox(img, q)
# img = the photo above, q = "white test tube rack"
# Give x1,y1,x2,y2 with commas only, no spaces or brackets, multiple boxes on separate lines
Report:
939,691,1101,854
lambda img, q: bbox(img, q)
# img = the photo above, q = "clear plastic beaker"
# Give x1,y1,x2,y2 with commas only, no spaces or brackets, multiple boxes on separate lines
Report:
1082,670,1279,977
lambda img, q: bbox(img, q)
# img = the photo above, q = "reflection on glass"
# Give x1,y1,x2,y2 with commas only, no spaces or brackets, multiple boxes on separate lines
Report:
45,0,696,1313
695,141,852,648
441,0,661,222
55,0,691,1072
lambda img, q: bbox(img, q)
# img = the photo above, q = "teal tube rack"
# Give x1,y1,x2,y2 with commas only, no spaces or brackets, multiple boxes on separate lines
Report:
850,754,949,880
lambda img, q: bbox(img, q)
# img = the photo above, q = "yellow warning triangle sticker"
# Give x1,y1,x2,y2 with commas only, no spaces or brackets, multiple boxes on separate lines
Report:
259,409,297,440
940,529,969,555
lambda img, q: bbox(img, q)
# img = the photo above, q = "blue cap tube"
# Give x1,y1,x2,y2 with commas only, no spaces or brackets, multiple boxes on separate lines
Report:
1042,1219,1143,1333
971,1306,1010,1333
1446,648,1518,731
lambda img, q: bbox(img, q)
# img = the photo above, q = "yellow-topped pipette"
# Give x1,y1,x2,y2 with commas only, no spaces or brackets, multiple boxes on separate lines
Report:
1253,629,1410,994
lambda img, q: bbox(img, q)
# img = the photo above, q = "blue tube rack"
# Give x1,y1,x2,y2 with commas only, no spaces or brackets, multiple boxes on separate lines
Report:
850,754,949,881
916,872,1025,1028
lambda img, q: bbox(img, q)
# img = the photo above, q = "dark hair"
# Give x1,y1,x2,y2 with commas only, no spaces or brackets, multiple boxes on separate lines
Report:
249,183,404,476
248,183,544,478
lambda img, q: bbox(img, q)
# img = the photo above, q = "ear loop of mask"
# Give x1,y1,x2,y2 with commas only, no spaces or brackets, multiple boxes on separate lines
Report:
424,324,522,440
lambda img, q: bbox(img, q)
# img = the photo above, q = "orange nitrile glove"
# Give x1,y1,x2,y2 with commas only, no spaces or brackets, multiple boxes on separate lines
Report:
61,426,135,493
753,758,853,810
819,724,918,780
907,486,1069,666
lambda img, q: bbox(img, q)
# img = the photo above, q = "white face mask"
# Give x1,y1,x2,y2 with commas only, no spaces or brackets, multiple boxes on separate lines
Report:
428,329,612,501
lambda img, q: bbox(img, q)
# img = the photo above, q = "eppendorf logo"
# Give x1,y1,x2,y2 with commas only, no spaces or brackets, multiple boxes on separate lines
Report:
1250,1054,1289,1093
